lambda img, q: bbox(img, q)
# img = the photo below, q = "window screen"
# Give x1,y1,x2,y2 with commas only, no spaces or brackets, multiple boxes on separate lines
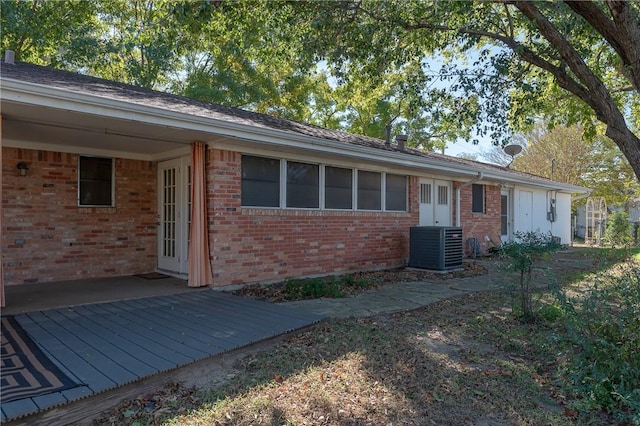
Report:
472,184,485,213
79,156,113,206
385,174,407,211
357,170,381,210
241,155,280,207
325,166,353,209
286,161,319,208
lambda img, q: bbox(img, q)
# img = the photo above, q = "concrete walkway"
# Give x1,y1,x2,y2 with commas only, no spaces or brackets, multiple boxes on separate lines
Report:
282,259,504,318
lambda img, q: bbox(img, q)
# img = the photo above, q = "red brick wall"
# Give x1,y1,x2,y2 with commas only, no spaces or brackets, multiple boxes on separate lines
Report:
2,146,501,287
454,182,501,255
2,148,157,285
208,149,419,286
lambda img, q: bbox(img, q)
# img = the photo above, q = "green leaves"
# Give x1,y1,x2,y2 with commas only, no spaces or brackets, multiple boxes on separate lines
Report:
557,260,640,422
500,231,562,320
3,0,639,176
0,0,100,68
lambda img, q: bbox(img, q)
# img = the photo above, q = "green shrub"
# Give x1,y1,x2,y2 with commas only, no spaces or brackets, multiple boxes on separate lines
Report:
338,274,370,288
604,211,632,247
556,260,640,424
536,303,563,323
500,231,562,320
284,277,344,299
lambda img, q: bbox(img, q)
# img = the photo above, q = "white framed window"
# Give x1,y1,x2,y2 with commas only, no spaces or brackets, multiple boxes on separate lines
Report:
241,155,280,207
419,183,432,204
357,170,382,211
240,155,407,212
286,161,319,208
324,166,353,209
78,156,114,207
385,174,407,211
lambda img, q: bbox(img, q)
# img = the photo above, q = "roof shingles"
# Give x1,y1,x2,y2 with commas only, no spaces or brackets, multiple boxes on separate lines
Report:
1,61,581,190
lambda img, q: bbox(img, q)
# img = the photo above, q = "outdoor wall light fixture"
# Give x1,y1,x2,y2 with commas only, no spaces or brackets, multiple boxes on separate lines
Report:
17,162,29,176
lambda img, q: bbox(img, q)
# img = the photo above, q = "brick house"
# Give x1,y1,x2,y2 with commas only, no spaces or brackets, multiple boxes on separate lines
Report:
0,61,587,303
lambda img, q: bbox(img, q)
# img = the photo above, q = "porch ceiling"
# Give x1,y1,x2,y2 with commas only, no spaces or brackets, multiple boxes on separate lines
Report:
1,101,226,161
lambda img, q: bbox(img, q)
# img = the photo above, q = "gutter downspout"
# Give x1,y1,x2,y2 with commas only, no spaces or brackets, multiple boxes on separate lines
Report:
456,172,483,227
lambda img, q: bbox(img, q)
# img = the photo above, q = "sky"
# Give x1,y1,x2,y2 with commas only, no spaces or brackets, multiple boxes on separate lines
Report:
444,140,489,159
425,49,505,163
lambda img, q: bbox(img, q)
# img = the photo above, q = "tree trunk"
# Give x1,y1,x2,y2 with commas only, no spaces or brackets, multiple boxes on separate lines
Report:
605,123,640,182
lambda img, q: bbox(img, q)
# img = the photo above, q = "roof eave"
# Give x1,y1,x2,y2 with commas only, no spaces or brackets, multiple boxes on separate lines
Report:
1,77,590,193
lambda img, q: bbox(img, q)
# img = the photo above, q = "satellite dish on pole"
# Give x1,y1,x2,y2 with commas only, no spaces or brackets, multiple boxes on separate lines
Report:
503,144,523,167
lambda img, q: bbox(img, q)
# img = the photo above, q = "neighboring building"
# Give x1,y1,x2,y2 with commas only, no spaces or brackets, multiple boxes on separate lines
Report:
0,60,588,302
574,197,640,240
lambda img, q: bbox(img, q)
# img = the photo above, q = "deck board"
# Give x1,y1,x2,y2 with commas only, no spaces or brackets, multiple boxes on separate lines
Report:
31,392,69,410
5,289,324,422
1,398,39,421
83,301,210,360
117,298,249,352
127,295,271,339
26,310,143,384
17,312,118,390
127,294,290,348
76,304,193,366
152,291,314,333
110,299,233,351
54,306,177,372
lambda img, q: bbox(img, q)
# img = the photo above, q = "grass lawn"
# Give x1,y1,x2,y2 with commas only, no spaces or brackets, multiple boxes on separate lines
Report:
94,247,639,425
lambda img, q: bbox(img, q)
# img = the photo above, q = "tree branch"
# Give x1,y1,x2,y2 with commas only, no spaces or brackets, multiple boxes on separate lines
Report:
504,2,515,39
606,0,640,91
565,0,640,91
512,1,640,180
513,1,621,124
401,18,594,112
612,85,636,92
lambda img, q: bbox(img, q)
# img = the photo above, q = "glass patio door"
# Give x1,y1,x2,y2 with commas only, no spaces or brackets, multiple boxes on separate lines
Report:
158,157,190,274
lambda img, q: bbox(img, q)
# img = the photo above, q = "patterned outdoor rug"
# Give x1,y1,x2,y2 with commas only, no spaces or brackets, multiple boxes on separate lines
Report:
1,316,78,403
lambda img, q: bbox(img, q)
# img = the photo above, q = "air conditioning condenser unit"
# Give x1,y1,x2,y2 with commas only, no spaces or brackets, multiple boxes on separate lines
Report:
409,226,463,271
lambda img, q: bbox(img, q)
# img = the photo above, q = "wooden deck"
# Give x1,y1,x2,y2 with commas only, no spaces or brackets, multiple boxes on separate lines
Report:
1,290,324,422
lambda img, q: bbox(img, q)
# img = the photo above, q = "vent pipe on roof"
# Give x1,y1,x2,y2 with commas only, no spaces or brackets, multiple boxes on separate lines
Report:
385,125,391,147
4,50,15,64
395,134,407,151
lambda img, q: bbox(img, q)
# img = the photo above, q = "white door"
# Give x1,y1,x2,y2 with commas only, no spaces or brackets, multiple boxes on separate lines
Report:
418,180,433,225
500,190,511,242
434,180,452,226
517,190,533,234
158,157,190,274
419,178,451,226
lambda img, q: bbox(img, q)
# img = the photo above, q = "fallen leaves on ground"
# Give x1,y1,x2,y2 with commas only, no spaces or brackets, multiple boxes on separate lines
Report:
95,383,200,425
